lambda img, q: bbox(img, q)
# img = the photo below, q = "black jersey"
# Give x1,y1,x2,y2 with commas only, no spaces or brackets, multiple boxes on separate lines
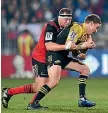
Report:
32,18,62,63
45,18,62,43
55,23,73,56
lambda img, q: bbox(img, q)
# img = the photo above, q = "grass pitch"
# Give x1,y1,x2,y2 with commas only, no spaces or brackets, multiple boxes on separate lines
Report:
1,77,108,113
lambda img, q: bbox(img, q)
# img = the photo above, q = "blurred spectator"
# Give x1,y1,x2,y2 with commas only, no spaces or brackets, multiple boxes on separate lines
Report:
7,18,18,53
1,0,108,55
18,19,28,32
43,4,53,21
1,0,107,24
52,0,65,17
8,18,18,34
17,29,34,56
35,7,44,22
102,0,108,22
74,0,91,23
30,0,44,22
1,8,8,53
7,5,15,23
10,55,33,79
1,8,8,33
30,16,37,23
90,0,104,17
14,10,20,23
31,0,40,11
44,8,53,21
65,0,73,13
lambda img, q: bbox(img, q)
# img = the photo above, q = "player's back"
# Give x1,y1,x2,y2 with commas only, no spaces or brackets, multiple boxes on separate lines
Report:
32,19,60,63
32,23,47,63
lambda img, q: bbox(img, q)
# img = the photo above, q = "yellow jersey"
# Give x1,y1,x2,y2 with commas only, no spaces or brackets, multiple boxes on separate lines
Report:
66,22,89,44
56,22,90,45
17,33,33,56
56,22,90,56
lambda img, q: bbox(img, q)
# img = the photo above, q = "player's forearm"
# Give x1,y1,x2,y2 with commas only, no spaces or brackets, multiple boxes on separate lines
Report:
45,42,65,51
72,44,86,50
66,41,86,50
71,44,89,50
70,41,96,50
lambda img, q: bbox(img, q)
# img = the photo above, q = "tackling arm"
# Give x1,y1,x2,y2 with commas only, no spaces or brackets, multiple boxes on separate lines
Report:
45,42,65,51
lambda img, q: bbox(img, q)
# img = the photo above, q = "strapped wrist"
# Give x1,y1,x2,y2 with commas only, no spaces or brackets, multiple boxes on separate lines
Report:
74,44,87,50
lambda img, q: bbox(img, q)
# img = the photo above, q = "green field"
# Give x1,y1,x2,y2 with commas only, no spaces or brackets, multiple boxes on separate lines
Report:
1,77,108,113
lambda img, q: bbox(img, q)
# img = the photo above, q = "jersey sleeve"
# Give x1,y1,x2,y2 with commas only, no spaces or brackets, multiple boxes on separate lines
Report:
66,24,83,43
45,24,58,43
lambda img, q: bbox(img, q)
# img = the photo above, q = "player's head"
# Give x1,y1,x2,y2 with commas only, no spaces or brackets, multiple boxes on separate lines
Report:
84,14,101,35
58,8,72,28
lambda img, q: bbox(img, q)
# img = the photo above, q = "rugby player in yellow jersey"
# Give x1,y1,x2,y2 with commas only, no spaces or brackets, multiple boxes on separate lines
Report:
28,14,101,108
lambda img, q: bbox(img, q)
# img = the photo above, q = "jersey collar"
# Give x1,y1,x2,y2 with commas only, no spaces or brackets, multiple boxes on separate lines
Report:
82,23,87,35
54,17,60,29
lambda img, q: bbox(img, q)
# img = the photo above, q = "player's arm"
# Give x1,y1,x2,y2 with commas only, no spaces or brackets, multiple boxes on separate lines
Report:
65,24,85,50
66,26,95,50
73,35,95,60
45,24,72,51
86,35,96,48
45,42,65,51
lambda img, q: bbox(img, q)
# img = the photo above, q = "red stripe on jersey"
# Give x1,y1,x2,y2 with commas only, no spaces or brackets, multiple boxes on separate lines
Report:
32,23,47,63
49,21,59,31
32,21,59,63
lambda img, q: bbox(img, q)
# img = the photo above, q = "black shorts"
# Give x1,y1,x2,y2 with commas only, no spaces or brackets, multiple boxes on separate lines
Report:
46,52,80,69
32,58,48,77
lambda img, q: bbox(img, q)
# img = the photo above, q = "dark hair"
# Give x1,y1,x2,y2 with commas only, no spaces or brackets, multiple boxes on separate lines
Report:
85,14,101,24
59,8,72,17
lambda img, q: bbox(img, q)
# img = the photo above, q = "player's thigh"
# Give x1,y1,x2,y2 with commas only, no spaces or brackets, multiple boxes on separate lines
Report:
46,52,62,80
65,58,88,72
48,65,61,81
32,58,48,78
32,58,49,90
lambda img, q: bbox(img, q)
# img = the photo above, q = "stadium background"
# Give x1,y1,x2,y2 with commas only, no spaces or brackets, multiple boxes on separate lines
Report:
1,0,108,78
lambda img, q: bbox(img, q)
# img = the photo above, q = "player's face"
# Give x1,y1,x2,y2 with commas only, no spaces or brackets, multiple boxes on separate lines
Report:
61,17,72,27
87,22,101,35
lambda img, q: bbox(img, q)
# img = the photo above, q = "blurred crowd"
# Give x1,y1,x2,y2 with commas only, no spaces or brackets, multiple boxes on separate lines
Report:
1,0,108,55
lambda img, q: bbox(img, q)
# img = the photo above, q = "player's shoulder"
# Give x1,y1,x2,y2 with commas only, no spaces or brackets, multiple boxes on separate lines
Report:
47,19,59,28
45,22,58,32
68,22,83,36
71,22,83,30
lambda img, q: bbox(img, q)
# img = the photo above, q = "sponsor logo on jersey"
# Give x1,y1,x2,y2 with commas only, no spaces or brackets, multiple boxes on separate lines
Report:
41,72,48,76
69,30,77,40
54,60,61,64
45,32,53,40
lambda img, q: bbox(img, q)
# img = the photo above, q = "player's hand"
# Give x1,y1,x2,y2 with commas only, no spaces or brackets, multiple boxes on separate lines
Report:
65,41,77,50
70,42,77,49
77,53,86,60
89,41,96,48
82,41,96,49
